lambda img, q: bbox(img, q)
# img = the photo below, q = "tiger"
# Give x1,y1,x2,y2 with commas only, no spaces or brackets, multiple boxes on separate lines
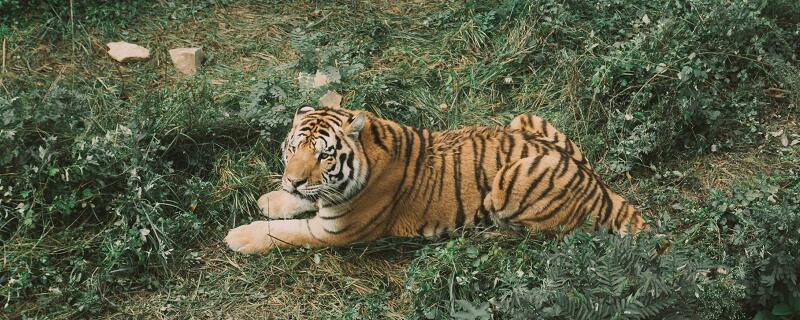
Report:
224,105,647,254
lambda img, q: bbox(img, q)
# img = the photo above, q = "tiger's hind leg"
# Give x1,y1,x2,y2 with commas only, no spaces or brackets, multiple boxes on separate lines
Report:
483,152,647,236
507,114,592,169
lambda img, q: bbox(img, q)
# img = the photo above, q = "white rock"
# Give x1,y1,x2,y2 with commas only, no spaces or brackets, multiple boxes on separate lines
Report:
298,67,341,89
106,41,150,62
318,90,342,108
168,47,205,75
313,71,330,87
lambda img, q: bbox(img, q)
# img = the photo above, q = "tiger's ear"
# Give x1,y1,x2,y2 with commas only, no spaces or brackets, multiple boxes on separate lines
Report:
344,113,366,137
293,105,314,126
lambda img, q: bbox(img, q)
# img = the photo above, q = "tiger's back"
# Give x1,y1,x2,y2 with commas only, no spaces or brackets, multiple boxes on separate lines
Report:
383,117,646,238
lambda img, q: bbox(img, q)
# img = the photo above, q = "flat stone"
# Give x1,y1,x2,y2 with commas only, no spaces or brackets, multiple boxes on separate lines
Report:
106,41,150,62
318,90,342,108
168,47,205,75
297,68,341,89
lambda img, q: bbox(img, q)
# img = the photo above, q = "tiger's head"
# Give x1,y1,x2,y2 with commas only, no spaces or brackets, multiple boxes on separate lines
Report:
279,105,368,204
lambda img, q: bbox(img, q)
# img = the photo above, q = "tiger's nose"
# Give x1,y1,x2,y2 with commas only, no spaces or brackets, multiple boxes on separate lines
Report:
288,177,307,189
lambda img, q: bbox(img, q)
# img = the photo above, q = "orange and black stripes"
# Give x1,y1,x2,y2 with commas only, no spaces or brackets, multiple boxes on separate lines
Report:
279,106,646,246
508,114,592,170
484,150,646,236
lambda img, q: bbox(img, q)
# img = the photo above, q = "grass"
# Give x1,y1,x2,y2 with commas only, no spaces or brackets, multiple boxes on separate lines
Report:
1,0,799,318
110,240,418,319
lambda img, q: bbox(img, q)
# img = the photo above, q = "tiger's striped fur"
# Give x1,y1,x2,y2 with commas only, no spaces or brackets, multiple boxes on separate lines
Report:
225,106,647,253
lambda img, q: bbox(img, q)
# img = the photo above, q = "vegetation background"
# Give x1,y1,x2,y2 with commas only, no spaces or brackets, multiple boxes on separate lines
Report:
1,0,799,318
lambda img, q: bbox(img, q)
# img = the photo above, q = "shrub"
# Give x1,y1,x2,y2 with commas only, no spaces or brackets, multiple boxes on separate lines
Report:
701,174,800,316
405,231,733,319
353,0,798,173
0,78,261,315
404,171,799,319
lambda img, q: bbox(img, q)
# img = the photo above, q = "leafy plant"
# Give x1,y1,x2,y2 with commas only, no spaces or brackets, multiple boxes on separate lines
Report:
705,175,800,315
405,230,728,319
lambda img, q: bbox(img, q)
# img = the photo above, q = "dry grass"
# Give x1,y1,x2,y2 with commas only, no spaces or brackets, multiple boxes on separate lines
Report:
106,240,419,319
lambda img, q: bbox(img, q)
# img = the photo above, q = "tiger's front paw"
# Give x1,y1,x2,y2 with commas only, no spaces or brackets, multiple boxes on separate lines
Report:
257,190,316,219
224,221,275,254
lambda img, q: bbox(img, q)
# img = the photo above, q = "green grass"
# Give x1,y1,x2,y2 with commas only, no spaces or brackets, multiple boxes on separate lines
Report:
1,0,799,318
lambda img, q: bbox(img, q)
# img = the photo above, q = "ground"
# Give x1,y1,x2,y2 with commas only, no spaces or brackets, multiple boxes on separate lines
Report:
1,0,799,319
